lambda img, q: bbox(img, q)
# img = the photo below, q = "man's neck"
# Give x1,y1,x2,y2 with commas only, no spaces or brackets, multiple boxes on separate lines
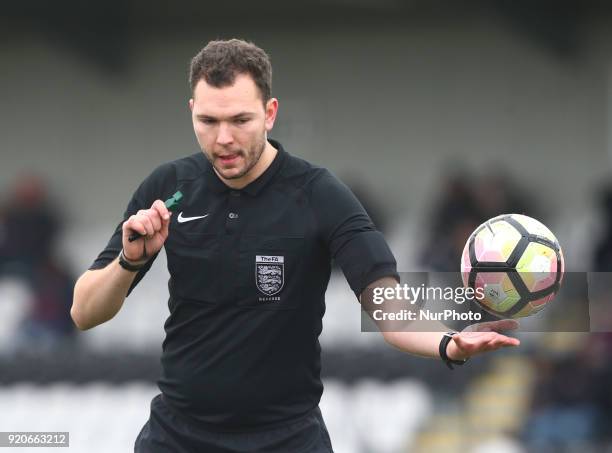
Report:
218,140,278,190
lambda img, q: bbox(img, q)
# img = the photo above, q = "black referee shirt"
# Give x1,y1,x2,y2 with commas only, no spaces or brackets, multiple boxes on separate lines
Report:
90,139,398,429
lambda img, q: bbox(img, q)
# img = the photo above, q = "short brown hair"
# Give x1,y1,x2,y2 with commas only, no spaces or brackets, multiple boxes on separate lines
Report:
189,39,272,103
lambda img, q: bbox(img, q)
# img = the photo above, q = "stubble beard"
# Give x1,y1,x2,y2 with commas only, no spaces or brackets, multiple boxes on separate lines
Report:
212,134,266,181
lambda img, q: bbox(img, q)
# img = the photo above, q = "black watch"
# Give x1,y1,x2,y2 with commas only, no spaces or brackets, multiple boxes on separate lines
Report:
118,249,146,272
439,332,468,370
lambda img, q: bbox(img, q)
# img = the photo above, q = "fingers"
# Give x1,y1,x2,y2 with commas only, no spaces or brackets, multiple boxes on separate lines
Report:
123,200,170,239
137,210,158,236
152,200,171,239
121,200,172,262
483,334,519,349
124,215,148,237
453,331,520,357
151,199,171,221
498,335,521,347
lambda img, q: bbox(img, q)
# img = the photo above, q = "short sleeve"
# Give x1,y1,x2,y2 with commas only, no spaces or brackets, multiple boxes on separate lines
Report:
310,169,399,297
88,162,176,295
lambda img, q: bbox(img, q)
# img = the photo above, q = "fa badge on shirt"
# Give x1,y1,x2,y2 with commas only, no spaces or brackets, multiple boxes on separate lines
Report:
255,255,284,297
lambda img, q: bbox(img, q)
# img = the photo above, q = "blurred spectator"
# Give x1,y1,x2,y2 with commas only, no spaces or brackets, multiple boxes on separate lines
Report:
589,184,612,442
419,168,480,271
0,174,75,350
524,353,599,449
473,169,534,221
419,166,535,271
522,334,612,449
518,182,612,450
593,184,612,271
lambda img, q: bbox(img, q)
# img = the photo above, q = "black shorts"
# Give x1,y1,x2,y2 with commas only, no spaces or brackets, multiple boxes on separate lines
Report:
134,394,334,453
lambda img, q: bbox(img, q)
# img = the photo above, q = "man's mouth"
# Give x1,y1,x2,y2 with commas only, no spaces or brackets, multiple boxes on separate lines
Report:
217,153,240,164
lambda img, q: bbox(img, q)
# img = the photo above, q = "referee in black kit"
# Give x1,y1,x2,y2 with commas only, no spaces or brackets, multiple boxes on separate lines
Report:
71,39,520,452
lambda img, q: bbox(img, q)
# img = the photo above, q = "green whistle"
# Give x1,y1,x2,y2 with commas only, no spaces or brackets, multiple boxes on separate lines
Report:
165,191,183,211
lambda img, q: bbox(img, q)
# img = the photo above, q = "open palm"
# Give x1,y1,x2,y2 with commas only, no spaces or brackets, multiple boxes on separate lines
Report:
449,319,521,360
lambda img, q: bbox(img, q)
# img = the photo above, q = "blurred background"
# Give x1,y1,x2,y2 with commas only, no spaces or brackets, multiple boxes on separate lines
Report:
2,0,612,451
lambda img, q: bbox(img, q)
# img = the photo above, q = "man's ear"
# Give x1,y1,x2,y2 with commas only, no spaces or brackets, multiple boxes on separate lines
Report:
264,98,279,132
189,98,194,112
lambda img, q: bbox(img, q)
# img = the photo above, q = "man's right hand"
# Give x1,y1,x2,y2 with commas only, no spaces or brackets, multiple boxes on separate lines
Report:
122,199,171,263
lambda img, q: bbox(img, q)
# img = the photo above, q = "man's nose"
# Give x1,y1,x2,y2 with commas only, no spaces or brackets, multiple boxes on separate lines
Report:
216,123,234,146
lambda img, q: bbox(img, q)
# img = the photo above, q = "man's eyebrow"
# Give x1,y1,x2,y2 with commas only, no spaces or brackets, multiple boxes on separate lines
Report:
195,114,217,120
231,112,254,119
195,112,255,120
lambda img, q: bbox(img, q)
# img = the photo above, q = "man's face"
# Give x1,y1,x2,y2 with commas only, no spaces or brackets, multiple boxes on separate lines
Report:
189,73,277,182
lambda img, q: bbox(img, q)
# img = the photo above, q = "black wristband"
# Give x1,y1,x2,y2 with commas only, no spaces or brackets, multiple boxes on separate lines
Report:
118,249,146,272
439,332,468,370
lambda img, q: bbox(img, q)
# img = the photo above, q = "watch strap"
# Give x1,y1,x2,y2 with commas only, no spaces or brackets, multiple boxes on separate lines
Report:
118,249,146,272
439,331,468,370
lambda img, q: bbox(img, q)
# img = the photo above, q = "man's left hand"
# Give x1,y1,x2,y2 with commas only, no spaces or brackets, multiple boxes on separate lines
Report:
446,319,521,361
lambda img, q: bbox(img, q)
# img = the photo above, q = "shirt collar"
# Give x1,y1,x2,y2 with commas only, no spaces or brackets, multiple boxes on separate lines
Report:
202,139,286,196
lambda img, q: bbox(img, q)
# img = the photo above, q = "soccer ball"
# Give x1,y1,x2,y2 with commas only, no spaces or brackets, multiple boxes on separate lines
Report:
460,214,564,318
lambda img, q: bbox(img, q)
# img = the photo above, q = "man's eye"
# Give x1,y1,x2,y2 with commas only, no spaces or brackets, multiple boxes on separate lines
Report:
234,118,249,124
200,118,216,125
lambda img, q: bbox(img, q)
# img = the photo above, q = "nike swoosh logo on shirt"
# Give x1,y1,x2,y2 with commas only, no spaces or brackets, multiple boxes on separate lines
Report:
177,212,210,223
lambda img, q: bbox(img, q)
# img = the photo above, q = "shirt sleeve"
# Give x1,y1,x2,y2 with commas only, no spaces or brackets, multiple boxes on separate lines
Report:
310,169,399,297
88,162,175,295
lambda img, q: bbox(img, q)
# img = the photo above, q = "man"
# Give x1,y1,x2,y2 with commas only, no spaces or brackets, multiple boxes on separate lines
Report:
71,39,519,452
